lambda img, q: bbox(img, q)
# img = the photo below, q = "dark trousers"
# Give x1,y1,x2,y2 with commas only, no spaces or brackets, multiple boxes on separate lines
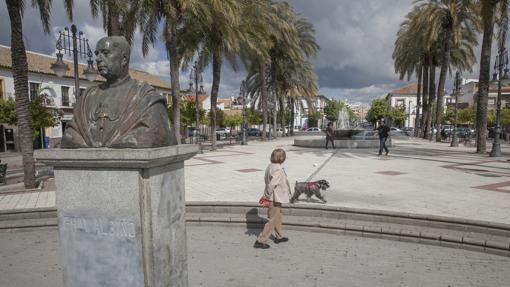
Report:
326,135,335,149
378,137,389,155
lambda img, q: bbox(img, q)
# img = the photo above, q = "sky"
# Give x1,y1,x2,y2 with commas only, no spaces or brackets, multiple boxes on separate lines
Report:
0,0,495,104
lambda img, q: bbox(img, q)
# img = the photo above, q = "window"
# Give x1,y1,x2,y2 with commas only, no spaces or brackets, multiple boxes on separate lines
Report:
80,88,86,98
396,99,405,107
29,82,40,101
61,86,70,106
488,98,496,105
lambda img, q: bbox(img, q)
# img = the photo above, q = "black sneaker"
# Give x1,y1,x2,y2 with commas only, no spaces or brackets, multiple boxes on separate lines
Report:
254,241,270,249
274,237,289,244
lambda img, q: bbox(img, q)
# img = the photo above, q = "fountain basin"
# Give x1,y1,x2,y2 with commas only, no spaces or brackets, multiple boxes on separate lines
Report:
293,129,392,149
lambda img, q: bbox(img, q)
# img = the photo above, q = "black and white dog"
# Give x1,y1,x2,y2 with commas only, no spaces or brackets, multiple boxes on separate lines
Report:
290,179,330,203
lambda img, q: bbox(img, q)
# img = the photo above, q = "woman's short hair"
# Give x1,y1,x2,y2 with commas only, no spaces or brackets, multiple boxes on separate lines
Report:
270,148,286,164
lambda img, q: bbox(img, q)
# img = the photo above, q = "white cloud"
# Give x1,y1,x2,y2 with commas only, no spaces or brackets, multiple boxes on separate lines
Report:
3,0,505,104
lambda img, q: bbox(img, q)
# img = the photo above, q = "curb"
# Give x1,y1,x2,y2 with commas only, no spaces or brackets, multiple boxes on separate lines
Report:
1,203,509,254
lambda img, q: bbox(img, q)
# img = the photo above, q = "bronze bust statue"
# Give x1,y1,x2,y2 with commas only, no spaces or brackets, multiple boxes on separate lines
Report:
61,36,177,148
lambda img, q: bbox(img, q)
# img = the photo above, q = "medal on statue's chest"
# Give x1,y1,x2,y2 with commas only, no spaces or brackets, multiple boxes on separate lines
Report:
92,103,120,144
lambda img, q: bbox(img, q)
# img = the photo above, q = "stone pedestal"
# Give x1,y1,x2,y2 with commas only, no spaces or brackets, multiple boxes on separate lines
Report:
35,145,198,287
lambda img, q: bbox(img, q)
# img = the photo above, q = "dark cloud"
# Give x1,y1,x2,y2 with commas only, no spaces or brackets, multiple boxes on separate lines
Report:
316,65,399,89
2,0,496,103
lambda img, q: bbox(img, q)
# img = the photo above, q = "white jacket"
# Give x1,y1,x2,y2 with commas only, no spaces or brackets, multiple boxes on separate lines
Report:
263,163,291,203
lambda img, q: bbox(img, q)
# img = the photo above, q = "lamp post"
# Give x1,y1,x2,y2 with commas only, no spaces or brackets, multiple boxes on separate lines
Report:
50,24,97,99
240,80,247,145
189,61,204,148
490,40,510,157
451,71,462,147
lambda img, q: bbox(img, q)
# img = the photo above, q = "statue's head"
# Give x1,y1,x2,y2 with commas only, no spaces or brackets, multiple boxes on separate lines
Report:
95,36,130,81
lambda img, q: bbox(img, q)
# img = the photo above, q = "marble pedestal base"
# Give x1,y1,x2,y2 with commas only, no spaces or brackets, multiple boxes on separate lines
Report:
35,145,198,287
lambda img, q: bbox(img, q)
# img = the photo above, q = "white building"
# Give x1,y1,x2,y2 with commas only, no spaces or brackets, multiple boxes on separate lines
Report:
458,79,510,109
385,83,419,128
385,83,452,128
0,45,172,151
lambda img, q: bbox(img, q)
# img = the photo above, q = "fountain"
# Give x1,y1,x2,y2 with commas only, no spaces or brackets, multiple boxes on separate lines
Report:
336,107,350,130
294,106,391,149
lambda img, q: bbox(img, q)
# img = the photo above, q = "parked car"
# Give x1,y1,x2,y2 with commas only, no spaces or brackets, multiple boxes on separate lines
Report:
456,127,472,138
306,127,321,132
215,128,230,140
441,125,453,138
402,127,414,136
390,127,402,132
247,128,261,136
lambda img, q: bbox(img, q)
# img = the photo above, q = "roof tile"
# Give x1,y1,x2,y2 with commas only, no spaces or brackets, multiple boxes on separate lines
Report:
0,45,171,90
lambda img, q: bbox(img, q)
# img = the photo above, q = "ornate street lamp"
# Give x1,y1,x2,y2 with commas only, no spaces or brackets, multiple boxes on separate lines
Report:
490,40,510,157
50,24,97,99
451,71,462,147
240,80,248,145
189,61,204,149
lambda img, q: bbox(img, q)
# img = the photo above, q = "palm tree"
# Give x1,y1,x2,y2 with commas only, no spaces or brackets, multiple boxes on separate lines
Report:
393,5,439,138
140,0,214,144
6,0,72,188
246,3,319,138
414,0,479,142
89,0,140,43
237,0,280,141
475,0,506,153
393,6,426,136
184,0,241,151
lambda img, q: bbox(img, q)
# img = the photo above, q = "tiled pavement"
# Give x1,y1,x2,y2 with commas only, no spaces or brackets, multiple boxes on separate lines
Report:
1,136,510,225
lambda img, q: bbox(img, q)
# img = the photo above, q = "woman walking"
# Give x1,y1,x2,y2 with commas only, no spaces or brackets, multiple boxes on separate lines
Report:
254,148,291,249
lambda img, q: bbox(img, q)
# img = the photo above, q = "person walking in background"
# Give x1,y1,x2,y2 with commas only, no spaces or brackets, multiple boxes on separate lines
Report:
377,121,390,156
325,122,335,149
254,148,291,249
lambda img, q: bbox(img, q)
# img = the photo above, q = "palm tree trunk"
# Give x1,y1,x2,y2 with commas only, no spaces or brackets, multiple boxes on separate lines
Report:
107,0,121,36
476,0,497,153
436,27,453,142
414,64,422,137
290,98,295,136
421,63,429,138
210,49,222,151
278,96,285,137
260,63,268,141
6,0,36,189
426,65,436,140
168,24,181,144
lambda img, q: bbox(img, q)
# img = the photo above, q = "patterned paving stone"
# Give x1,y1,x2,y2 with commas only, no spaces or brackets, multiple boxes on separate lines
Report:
375,171,406,176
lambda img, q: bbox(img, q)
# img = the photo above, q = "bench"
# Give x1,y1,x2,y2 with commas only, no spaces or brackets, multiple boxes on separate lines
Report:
0,163,7,185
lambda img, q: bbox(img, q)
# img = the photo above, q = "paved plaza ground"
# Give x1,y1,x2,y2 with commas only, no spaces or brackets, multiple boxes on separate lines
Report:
1,136,510,224
1,136,510,286
1,224,509,287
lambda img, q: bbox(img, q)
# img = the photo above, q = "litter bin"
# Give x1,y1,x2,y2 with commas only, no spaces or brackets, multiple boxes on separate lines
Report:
43,136,49,149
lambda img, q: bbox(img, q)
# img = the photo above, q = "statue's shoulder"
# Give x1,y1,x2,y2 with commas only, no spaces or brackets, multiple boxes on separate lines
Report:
81,84,100,98
130,79,164,101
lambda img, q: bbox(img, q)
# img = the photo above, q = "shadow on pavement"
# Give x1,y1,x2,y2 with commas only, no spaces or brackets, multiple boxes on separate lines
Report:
244,208,265,236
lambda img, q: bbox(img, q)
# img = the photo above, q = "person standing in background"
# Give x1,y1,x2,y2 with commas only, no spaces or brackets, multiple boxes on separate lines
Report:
377,121,390,156
325,122,335,149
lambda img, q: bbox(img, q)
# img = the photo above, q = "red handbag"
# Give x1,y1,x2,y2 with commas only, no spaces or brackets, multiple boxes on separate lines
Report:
258,196,271,208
